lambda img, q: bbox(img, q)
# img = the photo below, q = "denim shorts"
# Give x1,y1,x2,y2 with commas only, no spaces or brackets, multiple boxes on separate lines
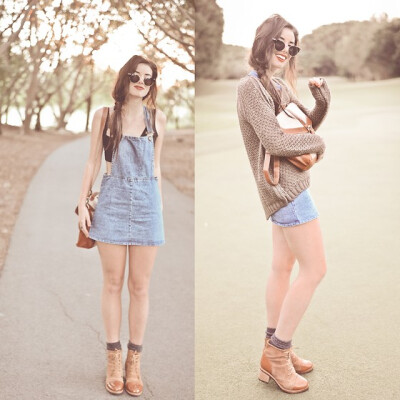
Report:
270,189,319,227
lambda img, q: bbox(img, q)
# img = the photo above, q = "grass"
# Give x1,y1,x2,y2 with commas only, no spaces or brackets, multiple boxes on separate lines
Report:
195,76,400,399
195,76,400,134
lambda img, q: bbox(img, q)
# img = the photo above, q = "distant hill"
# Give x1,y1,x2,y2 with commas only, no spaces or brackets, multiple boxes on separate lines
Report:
207,17,400,81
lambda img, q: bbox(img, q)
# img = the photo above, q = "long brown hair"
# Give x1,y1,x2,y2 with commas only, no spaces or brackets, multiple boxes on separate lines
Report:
106,55,158,157
249,14,299,113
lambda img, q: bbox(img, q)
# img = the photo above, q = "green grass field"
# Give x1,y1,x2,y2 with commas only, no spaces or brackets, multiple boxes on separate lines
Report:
195,76,400,133
195,77,400,399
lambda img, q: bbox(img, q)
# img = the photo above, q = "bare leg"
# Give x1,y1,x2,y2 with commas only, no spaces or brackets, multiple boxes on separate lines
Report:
97,242,127,343
266,223,296,328
274,218,327,341
127,245,158,345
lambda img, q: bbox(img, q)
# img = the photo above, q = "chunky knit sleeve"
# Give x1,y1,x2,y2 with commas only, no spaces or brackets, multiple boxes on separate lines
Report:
237,77,326,157
281,78,330,131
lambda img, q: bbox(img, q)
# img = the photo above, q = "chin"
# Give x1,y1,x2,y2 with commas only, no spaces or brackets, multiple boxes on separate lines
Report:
130,91,147,98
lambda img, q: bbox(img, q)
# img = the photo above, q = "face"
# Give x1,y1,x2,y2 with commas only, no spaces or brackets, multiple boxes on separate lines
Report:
128,63,154,98
268,27,296,73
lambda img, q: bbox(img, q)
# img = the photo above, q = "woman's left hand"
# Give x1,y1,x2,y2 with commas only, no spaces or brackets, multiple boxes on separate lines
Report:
308,77,330,105
309,77,324,88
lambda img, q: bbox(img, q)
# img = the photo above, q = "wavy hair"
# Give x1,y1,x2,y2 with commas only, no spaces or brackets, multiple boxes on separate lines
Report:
106,55,158,157
249,14,299,113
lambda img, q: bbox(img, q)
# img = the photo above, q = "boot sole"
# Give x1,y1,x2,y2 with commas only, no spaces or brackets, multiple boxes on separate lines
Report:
125,388,143,397
258,367,309,394
297,365,313,374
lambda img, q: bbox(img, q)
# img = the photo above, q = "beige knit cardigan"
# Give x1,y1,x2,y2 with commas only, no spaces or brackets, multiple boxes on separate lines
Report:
236,74,330,219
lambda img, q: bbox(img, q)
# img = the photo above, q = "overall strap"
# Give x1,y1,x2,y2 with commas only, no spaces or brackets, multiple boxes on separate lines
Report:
143,105,154,135
88,106,108,194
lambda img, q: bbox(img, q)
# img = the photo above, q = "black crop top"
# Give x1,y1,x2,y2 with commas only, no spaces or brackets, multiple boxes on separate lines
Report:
102,107,158,162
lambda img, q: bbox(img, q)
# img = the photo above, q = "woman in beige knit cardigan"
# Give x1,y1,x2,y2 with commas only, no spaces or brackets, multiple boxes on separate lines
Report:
237,14,330,394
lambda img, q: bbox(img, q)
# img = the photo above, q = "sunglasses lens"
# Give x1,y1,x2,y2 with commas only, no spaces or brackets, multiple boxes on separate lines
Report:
144,78,154,87
129,74,140,83
289,46,300,56
274,39,285,51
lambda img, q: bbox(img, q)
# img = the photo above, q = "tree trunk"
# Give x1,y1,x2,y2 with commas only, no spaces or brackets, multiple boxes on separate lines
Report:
34,108,43,131
85,61,94,132
23,49,41,134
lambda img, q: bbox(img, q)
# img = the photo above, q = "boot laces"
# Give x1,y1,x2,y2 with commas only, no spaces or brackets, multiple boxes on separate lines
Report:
286,352,295,377
127,351,141,379
108,351,122,377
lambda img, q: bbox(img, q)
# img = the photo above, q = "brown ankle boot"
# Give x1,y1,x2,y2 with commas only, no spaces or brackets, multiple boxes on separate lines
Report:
125,349,143,396
105,349,124,395
290,348,313,374
259,339,309,394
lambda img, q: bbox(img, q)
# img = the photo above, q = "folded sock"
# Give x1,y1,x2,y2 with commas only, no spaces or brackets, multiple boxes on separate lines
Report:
270,334,292,350
265,327,276,338
128,341,143,353
106,341,121,351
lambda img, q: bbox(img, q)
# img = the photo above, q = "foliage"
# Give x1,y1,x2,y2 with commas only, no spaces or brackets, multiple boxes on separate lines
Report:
366,18,400,79
203,44,248,79
158,79,194,129
0,0,194,133
131,0,194,74
195,0,224,78
210,17,400,81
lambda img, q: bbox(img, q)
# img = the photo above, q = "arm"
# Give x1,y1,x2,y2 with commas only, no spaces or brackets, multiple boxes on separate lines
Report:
238,77,326,157
284,77,331,131
154,108,167,211
77,107,105,237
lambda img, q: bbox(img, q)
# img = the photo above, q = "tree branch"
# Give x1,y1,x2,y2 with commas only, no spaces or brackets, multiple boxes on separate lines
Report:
137,27,193,73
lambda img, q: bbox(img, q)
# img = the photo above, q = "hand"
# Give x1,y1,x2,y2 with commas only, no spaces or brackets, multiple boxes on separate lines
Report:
308,77,330,105
308,77,324,88
78,205,91,238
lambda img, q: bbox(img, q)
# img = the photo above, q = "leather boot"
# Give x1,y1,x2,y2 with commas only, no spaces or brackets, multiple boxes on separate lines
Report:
125,349,143,396
290,347,313,374
265,338,313,374
105,349,124,395
259,339,309,394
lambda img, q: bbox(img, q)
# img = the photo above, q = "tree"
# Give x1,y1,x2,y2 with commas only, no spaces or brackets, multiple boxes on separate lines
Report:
0,0,126,133
366,19,400,79
127,0,194,74
195,0,224,78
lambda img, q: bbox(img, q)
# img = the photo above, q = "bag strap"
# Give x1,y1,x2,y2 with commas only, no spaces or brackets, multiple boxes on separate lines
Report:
88,107,108,196
263,153,280,186
143,105,154,135
282,107,315,134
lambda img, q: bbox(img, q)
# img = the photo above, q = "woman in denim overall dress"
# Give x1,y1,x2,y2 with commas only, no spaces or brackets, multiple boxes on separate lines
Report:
77,55,166,396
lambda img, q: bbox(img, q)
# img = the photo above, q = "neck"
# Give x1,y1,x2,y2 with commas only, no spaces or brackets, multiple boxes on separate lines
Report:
122,95,144,116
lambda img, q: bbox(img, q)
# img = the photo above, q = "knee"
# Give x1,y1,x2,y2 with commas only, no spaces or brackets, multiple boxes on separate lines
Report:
104,276,124,295
271,256,296,276
308,261,327,285
128,280,149,300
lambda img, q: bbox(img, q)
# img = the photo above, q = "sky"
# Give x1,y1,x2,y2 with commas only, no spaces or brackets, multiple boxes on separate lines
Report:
92,20,193,89
216,0,400,47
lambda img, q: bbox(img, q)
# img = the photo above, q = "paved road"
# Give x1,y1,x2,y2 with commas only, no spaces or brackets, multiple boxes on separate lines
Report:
0,136,194,399
196,82,400,399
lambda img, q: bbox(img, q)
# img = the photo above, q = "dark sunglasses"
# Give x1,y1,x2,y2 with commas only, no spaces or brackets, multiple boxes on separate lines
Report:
272,38,300,57
128,72,155,87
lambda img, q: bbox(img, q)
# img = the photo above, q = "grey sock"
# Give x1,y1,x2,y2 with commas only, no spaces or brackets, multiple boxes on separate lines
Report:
265,327,276,338
270,334,292,350
106,341,121,351
128,341,143,353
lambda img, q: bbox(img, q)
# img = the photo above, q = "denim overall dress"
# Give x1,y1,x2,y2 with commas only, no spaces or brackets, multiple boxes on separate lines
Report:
89,106,165,246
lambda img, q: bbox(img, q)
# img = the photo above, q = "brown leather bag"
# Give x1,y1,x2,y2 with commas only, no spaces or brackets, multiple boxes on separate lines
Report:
263,103,318,186
74,191,99,248
75,107,108,248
